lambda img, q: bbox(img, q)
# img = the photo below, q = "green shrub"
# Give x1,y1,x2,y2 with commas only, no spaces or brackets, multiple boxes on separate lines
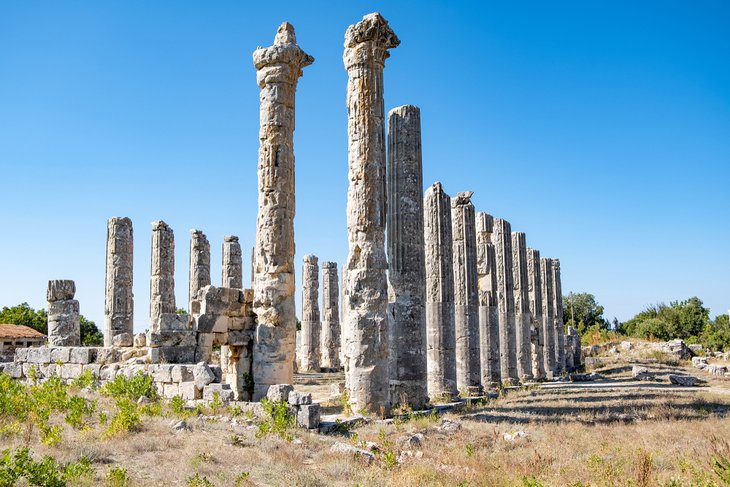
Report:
0,447,93,487
101,372,157,402
187,472,215,487
256,399,294,441
106,465,131,487
105,398,141,437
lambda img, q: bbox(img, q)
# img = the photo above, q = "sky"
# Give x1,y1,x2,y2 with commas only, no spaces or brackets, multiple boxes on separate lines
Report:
0,1,728,333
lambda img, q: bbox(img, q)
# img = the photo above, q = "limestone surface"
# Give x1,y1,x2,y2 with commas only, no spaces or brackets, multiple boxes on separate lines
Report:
150,221,176,332
189,229,211,308
492,218,518,384
476,212,500,388
252,22,313,400
222,235,243,289
386,104,427,409
320,261,341,369
451,191,481,394
423,182,457,400
511,232,533,381
342,12,399,415
47,280,80,347
540,258,556,376
300,254,321,372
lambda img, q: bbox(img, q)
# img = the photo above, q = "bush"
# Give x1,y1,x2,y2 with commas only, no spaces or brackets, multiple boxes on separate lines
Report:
0,447,92,487
101,372,157,402
256,399,294,441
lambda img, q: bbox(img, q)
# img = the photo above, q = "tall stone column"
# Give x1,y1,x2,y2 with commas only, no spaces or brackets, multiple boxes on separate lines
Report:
540,258,556,377
300,254,321,372
424,182,458,400
222,235,243,289
386,104,427,409
251,23,313,400
476,212,500,388
189,229,211,309
511,232,533,381
150,220,176,331
553,258,566,375
527,248,545,380
451,192,481,395
492,218,518,385
320,261,341,369
342,12,399,415
104,217,134,347
47,280,80,346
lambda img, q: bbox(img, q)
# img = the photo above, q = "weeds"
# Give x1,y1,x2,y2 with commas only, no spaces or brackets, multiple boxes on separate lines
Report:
0,447,92,487
106,466,131,487
187,472,215,487
101,372,158,402
256,399,294,441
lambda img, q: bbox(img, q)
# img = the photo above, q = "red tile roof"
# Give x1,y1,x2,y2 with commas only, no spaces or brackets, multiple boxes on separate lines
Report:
0,324,46,339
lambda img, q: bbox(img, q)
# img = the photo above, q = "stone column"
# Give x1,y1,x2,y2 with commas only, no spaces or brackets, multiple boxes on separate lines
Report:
342,12,399,415
511,232,533,381
451,192,481,395
320,261,341,369
476,212,500,388
553,258,566,375
222,235,243,289
540,258,556,377
386,104,427,409
424,182,458,400
104,217,134,347
251,23,313,400
47,280,80,346
150,220,176,331
300,254,321,372
527,248,545,380
189,229,211,309
492,218,518,385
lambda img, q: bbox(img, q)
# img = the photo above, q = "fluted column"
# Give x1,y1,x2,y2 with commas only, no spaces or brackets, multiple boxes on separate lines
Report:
150,220,176,332
189,229,211,309
320,261,341,369
492,218,518,385
342,13,399,415
300,254,321,371
252,22,313,400
222,235,243,289
386,104,427,409
424,182,458,400
527,248,545,380
552,259,566,375
511,232,533,381
476,212,500,388
104,217,134,347
540,258,556,377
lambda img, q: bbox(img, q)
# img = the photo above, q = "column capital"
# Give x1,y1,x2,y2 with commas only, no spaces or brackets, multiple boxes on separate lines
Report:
343,12,399,69
253,22,314,87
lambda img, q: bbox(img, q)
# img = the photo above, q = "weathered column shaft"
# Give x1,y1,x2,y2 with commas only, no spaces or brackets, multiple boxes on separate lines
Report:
104,217,134,347
189,229,211,308
527,248,545,379
386,104,427,408
492,218,518,384
553,258,566,375
540,258,556,376
47,280,80,346
222,235,243,289
424,182,458,399
476,212,500,387
252,23,313,400
342,13,399,414
150,220,176,331
300,254,321,371
320,261,341,369
451,192,481,394
511,232,533,381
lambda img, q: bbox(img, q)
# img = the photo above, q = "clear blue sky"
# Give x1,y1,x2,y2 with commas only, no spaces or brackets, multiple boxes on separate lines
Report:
1,1,728,333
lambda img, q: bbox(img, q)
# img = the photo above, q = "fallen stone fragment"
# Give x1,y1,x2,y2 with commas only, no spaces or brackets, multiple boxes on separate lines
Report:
632,365,655,381
396,433,425,449
171,420,188,431
266,384,294,403
438,419,461,432
707,365,728,376
668,374,698,386
503,430,528,441
692,357,709,369
330,442,375,464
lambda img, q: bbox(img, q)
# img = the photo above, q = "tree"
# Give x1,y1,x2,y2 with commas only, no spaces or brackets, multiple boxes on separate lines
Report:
80,316,103,345
562,292,609,334
619,297,709,341
700,313,730,352
0,303,48,334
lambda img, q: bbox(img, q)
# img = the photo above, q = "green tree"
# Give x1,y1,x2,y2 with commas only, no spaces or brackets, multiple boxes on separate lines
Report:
0,303,48,333
562,292,609,334
80,316,103,345
700,313,730,352
619,297,709,342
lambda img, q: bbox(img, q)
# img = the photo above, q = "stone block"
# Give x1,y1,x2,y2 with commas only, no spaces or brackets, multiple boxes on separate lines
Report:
4,362,23,379
148,346,196,364
288,391,312,405
203,383,234,403
112,333,134,347
100,364,119,381
134,333,147,348
70,347,96,364
82,363,102,378
227,330,251,346
50,347,71,363
266,384,293,403
47,280,75,301
180,381,201,400
171,365,194,383
61,363,83,379
209,365,222,383
194,333,214,363
669,374,698,386
157,313,190,332
147,331,197,348
193,362,216,390
14,348,29,362
162,383,180,398
151,364,174,383
296,403,320,429
95,347,118,364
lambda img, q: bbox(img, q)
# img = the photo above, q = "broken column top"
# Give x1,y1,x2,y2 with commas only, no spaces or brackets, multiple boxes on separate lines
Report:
190,229,207,238
428,181,445,195
152,220,170,231
47,280,75,301
344,12,400,49
224,235,239,243
322,261,337,269
451,191,474,207
303,254,318,264
253,22,314,84
109,216,132,225
388,104,419,118
476,212,494,233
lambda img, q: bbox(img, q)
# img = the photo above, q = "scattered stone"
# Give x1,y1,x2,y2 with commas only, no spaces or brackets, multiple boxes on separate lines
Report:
397,450,423,464
193,362,215,390
632,365,655,381
266,384,294,403
171,420,188,431
503,430,528,441
708,364,728,376
296,403,320,429
137,396,151,405
396,433,425,449
288,391,312,406
569,372,602,382
621,341,633,350
692,357,709,369
439,419,461,432
330,442,375,464
668,374,698,387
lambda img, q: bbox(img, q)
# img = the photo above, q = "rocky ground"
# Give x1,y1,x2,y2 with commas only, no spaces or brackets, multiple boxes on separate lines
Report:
1,339,729,486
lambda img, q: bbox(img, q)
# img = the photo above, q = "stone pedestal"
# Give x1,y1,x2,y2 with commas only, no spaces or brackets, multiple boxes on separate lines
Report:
251,22,313,400
342,13,399,415
320,262,341,369
451,192,481,395
300,254,321,372
511,232,533,381
492,218,518,385
222,236,243,289
386,104,427,409
104,217,134,347
423,182,458,400
476,212,500,388
47,280,80,346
